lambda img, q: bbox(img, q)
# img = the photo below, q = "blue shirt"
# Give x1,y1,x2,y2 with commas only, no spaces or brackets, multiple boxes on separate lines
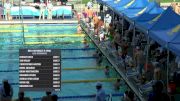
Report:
95,89,106,101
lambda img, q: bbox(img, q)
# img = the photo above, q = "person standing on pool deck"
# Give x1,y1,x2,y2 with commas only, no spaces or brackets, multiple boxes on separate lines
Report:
15,91,31,101
51,94,58,101
0,80,13,101
95,82,106,101
41,91,52,101
39,0,46,20
134,46,145,78
4,0,12,21
47,0,53,20
104,66,110,78
114,79,121,91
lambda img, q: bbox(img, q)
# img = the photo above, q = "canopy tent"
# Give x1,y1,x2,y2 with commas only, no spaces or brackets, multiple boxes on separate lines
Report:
100,0,133,15
169,33,180,56
96,0,104,4
105,0,131,9
113,0,136,13
124,0,149,8
134,3,164,34
97,0,180,57
149,7,180,48
121,1,158,23
96,0,113,4
114,0,149,16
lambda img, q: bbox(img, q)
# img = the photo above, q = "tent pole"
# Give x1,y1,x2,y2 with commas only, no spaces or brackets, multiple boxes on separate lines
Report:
113,11,114,26
132,22,135,44
103,5,105,21
166,49,170,93
121,16,124,36
132,22,136,59
146,32,150,70
132,22,136,46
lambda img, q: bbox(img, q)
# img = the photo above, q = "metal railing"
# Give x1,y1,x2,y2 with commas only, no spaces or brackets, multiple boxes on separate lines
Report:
32,94,123,101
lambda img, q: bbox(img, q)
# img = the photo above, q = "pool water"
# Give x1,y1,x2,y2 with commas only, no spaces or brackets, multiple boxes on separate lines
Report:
0,24,126,100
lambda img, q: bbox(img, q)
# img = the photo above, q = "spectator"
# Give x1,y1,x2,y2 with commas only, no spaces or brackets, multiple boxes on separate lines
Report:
83,37,89,48
82,5,88,18
122,91,135,101
77,12,82,23
121,39,128,58
113,30,121,51
0,6,3,20
122,91,129,101
104,66,110,78
134,46,145,78
121,53,127,71
77,24,82,34
96,16,104,35
125,55,134,69
104,14,112,32
144,62,154,81
114,79,121,90
148,81,170,101
2,0,5,6
4,0,12,20
15,91,31,101
140,74,147,84
21,0,26,5
175,56,180,68
51,94,58,101
95,82,106,101
0,80,13,101
153,64,163,81
127,91,135,101
107,23,115,41
41,92,52,101
93,50,103,66
47,0,53,20
87,7,94,19
93,14,99,33
99,28,106,42
39,0,46,20
124,24,133,38
60,0,67,5
87,1,93,9
100,4,103,13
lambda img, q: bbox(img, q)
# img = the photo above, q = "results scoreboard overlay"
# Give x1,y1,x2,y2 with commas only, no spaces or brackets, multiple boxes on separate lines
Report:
19,49,61,91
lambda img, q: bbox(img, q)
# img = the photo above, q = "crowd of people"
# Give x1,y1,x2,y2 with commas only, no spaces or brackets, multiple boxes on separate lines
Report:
0,79,171,101
79,0,180,101
0,79,58,101
0,79,123,101
0,0,55,20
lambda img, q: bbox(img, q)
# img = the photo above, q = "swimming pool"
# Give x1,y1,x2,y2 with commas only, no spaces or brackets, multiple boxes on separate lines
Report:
0,24,126,100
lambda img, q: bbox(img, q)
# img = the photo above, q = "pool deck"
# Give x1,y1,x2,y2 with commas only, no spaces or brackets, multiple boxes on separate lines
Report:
0,19,78,24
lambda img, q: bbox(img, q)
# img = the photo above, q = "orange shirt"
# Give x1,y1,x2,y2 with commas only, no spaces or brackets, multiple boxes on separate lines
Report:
87,9,93,18
98,20,104,29
84,7,88,14
93,16,99,24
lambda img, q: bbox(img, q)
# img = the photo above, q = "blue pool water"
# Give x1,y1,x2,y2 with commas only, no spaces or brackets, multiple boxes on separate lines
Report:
0,24,126,100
